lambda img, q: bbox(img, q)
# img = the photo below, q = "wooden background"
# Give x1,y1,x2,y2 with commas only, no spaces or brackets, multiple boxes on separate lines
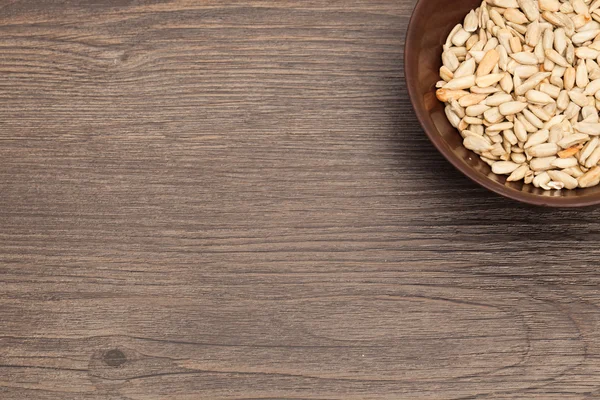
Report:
2,1,600,399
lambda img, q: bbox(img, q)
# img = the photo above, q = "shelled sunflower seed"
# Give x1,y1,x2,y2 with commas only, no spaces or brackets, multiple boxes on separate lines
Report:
437,0,600,190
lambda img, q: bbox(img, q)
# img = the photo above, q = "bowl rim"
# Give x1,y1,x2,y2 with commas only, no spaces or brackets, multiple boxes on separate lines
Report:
404,0,600,208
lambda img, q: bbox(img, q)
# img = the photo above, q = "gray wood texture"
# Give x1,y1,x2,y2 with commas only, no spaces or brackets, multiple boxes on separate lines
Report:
2,1,599,399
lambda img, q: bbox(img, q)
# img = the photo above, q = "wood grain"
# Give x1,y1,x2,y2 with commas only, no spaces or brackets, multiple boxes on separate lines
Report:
2,1,600,399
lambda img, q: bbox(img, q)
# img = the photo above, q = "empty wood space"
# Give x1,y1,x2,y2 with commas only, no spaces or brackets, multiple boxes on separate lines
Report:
1,1,599,399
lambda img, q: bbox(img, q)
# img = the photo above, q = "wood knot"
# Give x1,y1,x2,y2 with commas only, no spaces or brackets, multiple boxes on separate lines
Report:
103,349,127,367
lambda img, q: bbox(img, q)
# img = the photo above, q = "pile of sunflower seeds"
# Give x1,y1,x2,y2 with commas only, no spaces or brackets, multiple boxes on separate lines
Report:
438,0,600,190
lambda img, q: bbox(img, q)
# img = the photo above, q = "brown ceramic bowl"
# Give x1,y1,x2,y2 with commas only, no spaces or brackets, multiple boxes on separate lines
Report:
405,0,600,207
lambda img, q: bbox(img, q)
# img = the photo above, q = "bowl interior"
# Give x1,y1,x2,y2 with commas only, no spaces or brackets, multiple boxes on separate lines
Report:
405,0,600,206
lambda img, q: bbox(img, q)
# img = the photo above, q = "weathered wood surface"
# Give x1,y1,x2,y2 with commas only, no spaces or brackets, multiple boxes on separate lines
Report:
2,1,600,399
